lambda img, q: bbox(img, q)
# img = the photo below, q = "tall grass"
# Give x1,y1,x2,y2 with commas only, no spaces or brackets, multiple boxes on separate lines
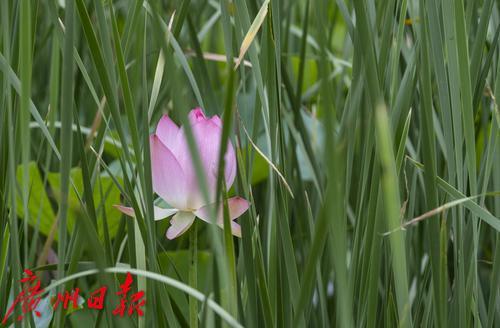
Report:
0,0,499,326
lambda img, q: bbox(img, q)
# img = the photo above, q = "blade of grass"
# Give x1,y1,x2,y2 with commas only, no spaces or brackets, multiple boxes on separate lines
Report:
55,0,75,326
419,9,446,325
1,1,23,324
375,105,411,327
19,0,32,268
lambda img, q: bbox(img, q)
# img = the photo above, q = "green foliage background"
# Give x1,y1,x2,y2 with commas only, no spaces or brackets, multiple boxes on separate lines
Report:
0,0,499,327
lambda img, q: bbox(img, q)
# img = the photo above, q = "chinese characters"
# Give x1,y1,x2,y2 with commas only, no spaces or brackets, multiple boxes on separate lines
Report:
2,270,145,325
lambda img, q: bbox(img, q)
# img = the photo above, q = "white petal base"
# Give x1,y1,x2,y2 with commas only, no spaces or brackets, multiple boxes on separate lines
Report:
166,212,196,239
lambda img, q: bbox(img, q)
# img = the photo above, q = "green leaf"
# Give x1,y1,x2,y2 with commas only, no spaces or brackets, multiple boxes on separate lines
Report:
16,162,122,241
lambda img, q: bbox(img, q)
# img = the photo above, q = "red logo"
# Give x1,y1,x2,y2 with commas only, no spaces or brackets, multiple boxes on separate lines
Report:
2,270,145,325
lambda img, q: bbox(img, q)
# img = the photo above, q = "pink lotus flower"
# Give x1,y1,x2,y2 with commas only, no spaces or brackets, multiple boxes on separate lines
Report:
115,108,249,239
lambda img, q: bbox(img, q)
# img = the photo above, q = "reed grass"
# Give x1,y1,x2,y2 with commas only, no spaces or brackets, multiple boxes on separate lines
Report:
0,0,499,326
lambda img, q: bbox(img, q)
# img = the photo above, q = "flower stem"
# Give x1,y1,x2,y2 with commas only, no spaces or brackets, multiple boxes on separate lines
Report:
189,222,198,328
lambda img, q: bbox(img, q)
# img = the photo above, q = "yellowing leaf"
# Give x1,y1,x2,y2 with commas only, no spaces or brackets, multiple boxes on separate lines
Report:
234,0,270,69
